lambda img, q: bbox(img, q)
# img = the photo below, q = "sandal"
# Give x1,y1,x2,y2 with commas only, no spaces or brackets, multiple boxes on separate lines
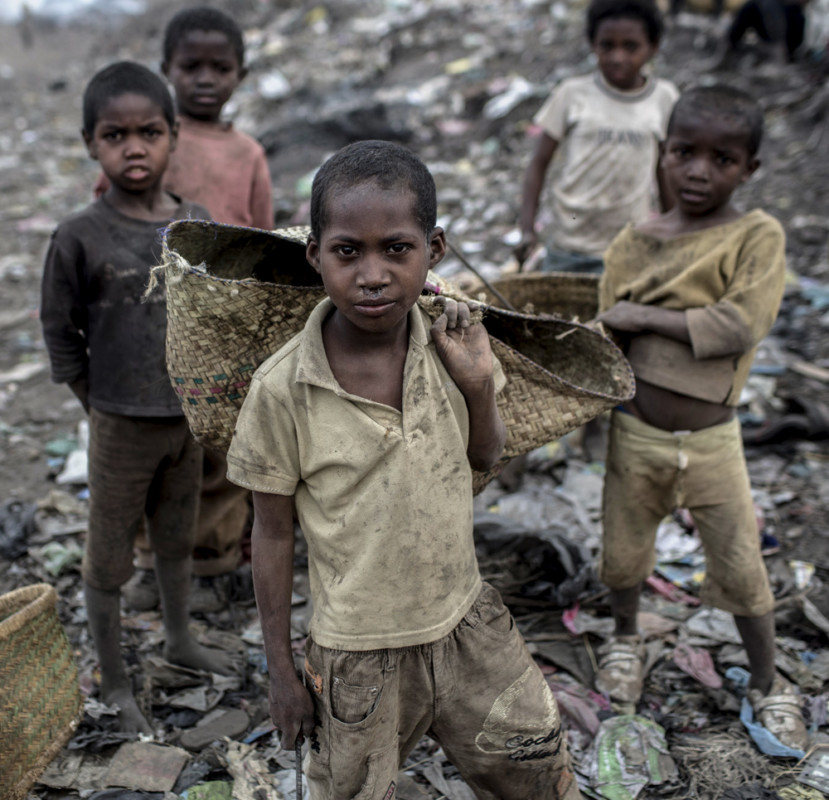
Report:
748,676,809,751
595,635,644,704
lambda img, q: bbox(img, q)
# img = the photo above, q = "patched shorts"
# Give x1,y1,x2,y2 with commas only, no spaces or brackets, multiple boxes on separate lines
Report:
83,408,201,591
303,582,582,800
600,411,774,618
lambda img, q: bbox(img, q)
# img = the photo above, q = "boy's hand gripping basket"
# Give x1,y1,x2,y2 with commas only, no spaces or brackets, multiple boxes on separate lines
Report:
0,583,83,800
158,220,634,492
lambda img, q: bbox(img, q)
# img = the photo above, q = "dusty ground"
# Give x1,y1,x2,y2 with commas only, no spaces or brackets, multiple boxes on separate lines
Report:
1,1,829,798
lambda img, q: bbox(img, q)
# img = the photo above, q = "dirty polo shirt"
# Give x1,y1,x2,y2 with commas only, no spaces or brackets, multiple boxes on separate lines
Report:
600,209,786,405
40,196,210,416
227,298,496,651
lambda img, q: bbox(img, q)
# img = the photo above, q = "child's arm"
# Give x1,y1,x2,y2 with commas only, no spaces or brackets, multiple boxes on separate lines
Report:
40,231,90,411
251,490,315,750
515,133,559,266
431,301,506,471
597,301,690,343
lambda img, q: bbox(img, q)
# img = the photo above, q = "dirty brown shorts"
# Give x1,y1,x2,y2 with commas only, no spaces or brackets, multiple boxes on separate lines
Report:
600,411,774,618
302,582,582,800
83,408,201,591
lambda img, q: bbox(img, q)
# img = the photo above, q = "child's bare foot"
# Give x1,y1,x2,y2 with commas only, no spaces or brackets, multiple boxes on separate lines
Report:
102,685,153,735
164,639,237,675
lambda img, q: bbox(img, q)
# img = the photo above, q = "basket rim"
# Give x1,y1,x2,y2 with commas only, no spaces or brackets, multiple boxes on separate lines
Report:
0,583,57,639
163,217,311,246
167,267,325,292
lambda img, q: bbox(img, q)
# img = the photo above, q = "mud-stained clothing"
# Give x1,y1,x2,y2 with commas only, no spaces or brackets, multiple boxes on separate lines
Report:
227,297,580,797
599,210,786,405
600,412,774,617
84,408,201,591
303,583,580,800
227,299,506,651
41,196,207,591
534,72,678,257
40,195,209,417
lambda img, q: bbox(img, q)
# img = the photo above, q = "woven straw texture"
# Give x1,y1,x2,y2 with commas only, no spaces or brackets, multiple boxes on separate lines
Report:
0,583,82,800
159,220,634,492
469,271,600,322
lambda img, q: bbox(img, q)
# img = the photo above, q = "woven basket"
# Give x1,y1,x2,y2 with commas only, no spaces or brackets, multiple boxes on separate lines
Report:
0,583,82,800
467,271,600,323
159,221,634,492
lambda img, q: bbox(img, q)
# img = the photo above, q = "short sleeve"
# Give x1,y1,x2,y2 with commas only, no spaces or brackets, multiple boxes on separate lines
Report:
226,371,300,496
658,81,680,137
533,82,570,142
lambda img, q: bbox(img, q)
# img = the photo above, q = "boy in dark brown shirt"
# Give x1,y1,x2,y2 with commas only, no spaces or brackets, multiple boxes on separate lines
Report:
41,62,232,733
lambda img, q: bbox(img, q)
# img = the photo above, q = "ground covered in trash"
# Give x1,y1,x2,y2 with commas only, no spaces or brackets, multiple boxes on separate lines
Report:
0,1,828,798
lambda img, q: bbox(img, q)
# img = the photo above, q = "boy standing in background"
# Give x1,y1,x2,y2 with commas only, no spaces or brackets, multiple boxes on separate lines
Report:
515,0,678,272
160,6,274,230
98,7,274,586
595,86,808,751
41,62,233,734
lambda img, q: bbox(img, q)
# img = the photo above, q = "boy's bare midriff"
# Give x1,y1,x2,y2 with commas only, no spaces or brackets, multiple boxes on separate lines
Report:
625,377,736,432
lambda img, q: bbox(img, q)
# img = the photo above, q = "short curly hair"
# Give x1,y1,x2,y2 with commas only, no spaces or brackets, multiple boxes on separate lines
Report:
586,0,664,44
163,6,245,67
668,85,764,157
82,61,175,135
310,140,437,241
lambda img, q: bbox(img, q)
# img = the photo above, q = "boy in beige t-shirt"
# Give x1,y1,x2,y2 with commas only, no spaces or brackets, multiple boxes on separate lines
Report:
516,0,677,271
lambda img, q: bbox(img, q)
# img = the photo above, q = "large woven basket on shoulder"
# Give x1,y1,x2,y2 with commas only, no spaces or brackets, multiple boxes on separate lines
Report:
465,271,600,323
158,220,634,492
0,583,82,800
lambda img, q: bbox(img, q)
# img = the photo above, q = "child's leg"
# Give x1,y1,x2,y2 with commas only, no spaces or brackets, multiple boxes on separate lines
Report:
429,583,581,800
302,640,421,800
686,418,807,749
596,413,674,703
84,582,152,734
84,409,162,733
145,427,235,674
733,611,776,693
155,553,234,673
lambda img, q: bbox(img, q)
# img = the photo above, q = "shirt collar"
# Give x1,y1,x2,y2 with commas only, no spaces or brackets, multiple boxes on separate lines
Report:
295,297,431,394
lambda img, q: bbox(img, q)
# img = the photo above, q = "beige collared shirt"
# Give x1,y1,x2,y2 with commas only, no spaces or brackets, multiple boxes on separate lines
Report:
227,299,503,650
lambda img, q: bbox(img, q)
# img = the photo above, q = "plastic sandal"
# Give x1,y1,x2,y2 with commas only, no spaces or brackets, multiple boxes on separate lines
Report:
595,635,644,704
748,676,809,752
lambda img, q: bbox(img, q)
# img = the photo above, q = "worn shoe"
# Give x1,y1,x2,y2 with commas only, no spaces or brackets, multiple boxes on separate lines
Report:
595,635,644,704
748,675,809,751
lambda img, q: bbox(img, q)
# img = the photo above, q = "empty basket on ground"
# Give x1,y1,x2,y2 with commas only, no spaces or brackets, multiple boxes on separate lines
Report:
159,220,634,492
0,583,82,800
468,271,600,323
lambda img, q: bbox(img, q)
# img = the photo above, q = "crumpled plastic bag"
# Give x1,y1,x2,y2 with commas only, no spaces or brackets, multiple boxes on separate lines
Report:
583,715,678,799
726,666,807,759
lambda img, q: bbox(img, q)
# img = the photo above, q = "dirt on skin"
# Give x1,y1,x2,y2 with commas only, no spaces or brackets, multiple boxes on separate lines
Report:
0,2,828,799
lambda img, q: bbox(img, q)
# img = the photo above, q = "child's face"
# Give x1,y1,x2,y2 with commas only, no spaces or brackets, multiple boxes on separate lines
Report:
662,115,759,217
591,18,656,91
162,30,245,122
83,93,177,194
306,182,445,339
